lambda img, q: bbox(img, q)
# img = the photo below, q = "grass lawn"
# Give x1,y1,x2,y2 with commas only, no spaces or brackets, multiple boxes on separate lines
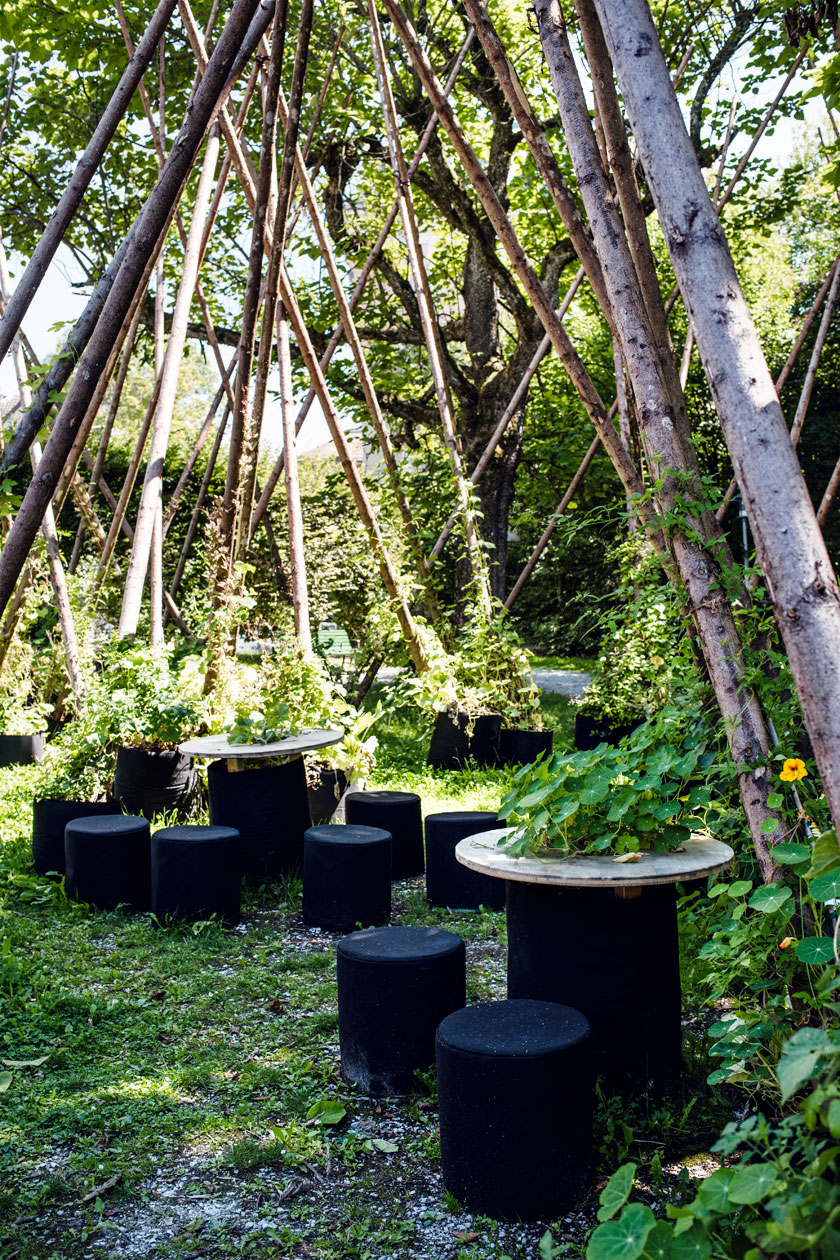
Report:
0,689,728,1260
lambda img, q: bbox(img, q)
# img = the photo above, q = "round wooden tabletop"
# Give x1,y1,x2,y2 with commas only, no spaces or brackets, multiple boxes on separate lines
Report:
179,728,345,760
456,828,734,889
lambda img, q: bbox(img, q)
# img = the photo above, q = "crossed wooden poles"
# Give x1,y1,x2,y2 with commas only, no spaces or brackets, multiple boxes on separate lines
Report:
2,0,840,866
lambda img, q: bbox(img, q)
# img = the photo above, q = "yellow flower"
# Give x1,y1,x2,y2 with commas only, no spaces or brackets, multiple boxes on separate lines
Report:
779,937,797,951
780,758,808,783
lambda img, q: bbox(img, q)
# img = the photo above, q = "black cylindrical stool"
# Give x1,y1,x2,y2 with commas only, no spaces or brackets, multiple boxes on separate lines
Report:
337,925,465,1095
65,814,151,912
303,825,391,933
344,791,423,880
32,798,122,876
437,999,592,1221
151,825,240,925
506,881,682,1081
208,757,311,880
425,812,505,910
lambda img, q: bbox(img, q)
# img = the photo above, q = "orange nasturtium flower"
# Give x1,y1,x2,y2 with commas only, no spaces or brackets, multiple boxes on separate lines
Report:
779,937,797,951
780,758,808,783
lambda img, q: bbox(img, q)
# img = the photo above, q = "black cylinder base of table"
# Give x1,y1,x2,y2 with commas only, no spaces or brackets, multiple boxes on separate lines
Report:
303,825,391,933
425,812,504,910
344,791,423,880
506,881,682,1082
65,814,151,912
437,999,592,1221
498,728,554,766
337,925,465,1096
151,825,240,925
208,757,311,881
113,747,198,820
32,799,122,876
427,711,501,769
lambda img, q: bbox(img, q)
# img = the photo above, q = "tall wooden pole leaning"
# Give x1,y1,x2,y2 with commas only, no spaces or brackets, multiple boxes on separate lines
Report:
0,0,178,367
248,30,476,539
0,0,265,621
367,0,492,619
589,0,840,836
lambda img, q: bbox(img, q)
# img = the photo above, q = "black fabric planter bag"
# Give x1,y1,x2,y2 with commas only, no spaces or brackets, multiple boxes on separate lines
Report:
574,714,640,751
427,712,501,770
151,825,240,925
498,728,554,766
207,756,311,880
65,814,151,912
0,733,45,767
506,880,682,1082
307,768,348,825
32,798,122,876
437,999,592,1221
113,747,197,820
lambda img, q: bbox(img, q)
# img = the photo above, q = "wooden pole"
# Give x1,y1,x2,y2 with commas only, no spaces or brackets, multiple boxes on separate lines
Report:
277,301,311,648
0,0,178,368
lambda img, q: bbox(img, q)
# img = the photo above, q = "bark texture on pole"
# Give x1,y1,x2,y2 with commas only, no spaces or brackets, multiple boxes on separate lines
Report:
0,0,178,368
592,0,840,833
0,0,264,624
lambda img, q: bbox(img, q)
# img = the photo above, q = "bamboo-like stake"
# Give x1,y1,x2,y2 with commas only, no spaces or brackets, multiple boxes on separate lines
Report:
0,563,33,676
430,267,585,561
0,245,86,704
277,302,311,648
95,378,162,591
248,28,475,540
790,255,840,447
150,56,168,649
273,83,440,610
505,435,602,609
367,0,492,617
0,0,178,368
278,265,429,674
119,126,223,637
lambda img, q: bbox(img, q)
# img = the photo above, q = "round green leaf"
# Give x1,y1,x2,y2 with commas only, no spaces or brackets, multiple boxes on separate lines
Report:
748,885,792,913
586,1203,656,1260
669,1223,712,1259
795,937,836,965
597,1163,638,1223
726,1162,779,1205
809,870,840,903
771,843,811,865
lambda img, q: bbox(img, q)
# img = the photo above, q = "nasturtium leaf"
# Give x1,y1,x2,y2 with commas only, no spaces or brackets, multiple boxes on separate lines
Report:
597,1162,637,1222
668,1223,712,1259
305,1099,346,1125
726,1162,779,1204
748,886,792,913
696,1169,735,1213
760,818,780,833
0,1072,11,1093
586,1203,656,1260
807,831,840,880
728,880,753,898
766,792,784,809
795,937,835,965
809,870,840,903
707,884,729,898
771,843,811,865
777,1028,835,1101
640,1222,673,1259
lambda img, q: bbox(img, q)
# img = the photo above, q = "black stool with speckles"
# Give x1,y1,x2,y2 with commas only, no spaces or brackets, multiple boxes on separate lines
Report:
344,791,424,880
65,814,151,912
336,925,465,1096
151,825,240,925
424,811,505,910
303,824,392,933
436,999,593,1221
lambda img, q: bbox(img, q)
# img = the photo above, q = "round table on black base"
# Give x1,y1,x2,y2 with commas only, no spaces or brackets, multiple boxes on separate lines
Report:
336,925,465,1096
344,792,424,880
151,825,240,925
32,799,122,876
65,814,151,912
424,812,504,910
303,824,391,933
506,880,681,1082
208,758,311,881
437,1000,592,1221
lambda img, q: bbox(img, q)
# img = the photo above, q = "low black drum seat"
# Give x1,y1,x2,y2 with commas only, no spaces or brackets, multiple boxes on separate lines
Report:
336,925,465,1096
344,791,424,880
151,825,240,926
65,814,151,912
436,999,593,1222
303,824,391,933
424,811,505,910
